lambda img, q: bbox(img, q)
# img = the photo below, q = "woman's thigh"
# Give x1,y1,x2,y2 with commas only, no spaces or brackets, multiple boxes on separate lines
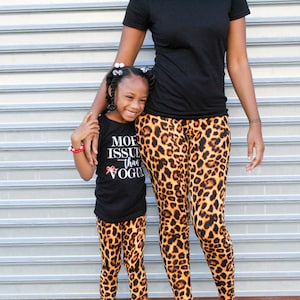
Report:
136,114,190,219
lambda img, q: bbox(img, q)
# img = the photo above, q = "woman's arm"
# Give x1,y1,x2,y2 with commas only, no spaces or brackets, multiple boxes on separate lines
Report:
88,26,147,118
226,17,265,171
85,26,147,164
71,113,99,180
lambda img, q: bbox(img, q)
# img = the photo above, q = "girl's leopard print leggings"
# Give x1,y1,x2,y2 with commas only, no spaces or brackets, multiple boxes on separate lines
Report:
96,215,148,300
136,114,235,300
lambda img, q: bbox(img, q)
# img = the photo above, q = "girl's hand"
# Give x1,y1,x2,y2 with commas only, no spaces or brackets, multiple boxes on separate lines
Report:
71,112,99,152
246,122,265,171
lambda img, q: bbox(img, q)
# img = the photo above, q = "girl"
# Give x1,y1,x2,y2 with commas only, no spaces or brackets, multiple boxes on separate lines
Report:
69,64,154,300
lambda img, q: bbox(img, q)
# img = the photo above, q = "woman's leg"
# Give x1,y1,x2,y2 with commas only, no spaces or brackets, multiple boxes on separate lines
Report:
136,114,192,300
122,215,148,300
188,116,235,300
97,218,122,300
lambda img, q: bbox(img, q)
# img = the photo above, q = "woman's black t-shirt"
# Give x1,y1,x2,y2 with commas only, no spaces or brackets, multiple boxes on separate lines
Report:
123,0,250,119
94,115,146,223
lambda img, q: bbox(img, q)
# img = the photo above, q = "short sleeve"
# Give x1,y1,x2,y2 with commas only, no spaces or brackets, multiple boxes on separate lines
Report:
229,0,250,20
123,0,150,31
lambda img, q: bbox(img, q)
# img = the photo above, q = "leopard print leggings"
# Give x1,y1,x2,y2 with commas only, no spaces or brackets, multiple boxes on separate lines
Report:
96,215,148,300
136,114,234,300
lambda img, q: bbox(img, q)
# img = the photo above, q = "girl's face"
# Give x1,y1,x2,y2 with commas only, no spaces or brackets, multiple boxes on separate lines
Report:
109,75,149,123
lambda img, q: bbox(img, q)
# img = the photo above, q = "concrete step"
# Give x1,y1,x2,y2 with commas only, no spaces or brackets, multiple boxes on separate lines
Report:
1,75,299,100
247,37,300,59
0,4,126,27
1,58,299,88
230,116,300,137
246,16,300,39
0,89,95,105
1,16,299,49
228,155,300,176
0,102,89,122
1,17,299,44
226,76,300,98
0,35,299,66
0,236,100,257
5,0,299,19
0,121,75,142
228,96,300,118
0,171,300,198
1,71,300,99
0,42,155,66
0,233,299,257
0,270,299,298
0,68,107,86
0,25,122,46
0,96,299,121
0,199,94,219
1,252,299,276
1,194,299,219
0,212,299,238
249,1,300,18
0,154,299,182
1,0,296,28
0,116,299,142
225,194,300,215
226,175,300,196
231,136,300,156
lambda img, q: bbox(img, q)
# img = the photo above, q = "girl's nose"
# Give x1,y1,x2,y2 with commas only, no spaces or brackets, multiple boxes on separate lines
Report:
130,99,140,109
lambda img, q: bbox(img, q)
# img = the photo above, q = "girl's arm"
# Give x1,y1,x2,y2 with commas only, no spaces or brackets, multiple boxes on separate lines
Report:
226,17,265,171
85,26,147,165
71,113,99,180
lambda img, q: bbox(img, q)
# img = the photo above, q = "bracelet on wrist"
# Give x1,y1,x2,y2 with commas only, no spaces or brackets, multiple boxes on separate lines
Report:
68,143,85,153
249,118,261,124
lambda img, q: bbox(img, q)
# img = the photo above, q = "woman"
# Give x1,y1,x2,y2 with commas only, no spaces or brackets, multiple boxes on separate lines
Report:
85,1,265,299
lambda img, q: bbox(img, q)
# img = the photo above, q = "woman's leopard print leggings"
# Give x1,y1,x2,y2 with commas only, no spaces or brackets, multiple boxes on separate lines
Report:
136,114,235,300
96,215,148,300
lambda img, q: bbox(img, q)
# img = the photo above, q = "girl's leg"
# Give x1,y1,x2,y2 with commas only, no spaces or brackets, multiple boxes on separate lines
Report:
96,218,122,300
122,215,148,300
136,114,192,300
188,116,235,300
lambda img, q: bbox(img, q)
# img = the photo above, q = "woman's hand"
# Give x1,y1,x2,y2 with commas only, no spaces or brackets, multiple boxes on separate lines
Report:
78,112,100,166
84,131,99,166
72,112,99,161
246,122,265,171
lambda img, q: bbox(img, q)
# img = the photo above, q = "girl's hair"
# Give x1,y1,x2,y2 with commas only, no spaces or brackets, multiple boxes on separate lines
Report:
105,64,155,111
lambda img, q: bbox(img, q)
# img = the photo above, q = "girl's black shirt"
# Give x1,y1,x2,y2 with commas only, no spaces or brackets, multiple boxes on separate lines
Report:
94,114,146,223
123,0,250,119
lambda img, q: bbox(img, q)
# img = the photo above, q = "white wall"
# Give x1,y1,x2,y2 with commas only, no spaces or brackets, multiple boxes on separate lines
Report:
0,0,300,298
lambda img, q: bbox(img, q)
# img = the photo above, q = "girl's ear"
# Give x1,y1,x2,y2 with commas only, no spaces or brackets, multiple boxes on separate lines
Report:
108,86,112,97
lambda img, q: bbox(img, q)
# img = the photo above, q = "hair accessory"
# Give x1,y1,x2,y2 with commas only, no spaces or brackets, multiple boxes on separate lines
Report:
107,103,117,111
112,69,123,76
112,62,125,76
114,62,125,68
140,67,150,73
68,143,85,153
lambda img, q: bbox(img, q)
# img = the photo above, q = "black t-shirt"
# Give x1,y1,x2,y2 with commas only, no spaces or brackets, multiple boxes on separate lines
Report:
123,0,250,119
94,114,146,223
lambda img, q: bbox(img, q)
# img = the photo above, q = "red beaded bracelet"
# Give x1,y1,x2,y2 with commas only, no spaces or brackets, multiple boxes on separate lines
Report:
68,143,85,153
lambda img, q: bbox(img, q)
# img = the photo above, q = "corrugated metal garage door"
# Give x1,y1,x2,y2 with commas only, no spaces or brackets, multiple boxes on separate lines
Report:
0,0,299,298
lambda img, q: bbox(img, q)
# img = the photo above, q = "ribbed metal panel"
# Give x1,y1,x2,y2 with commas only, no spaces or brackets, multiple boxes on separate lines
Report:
0,0,300,299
